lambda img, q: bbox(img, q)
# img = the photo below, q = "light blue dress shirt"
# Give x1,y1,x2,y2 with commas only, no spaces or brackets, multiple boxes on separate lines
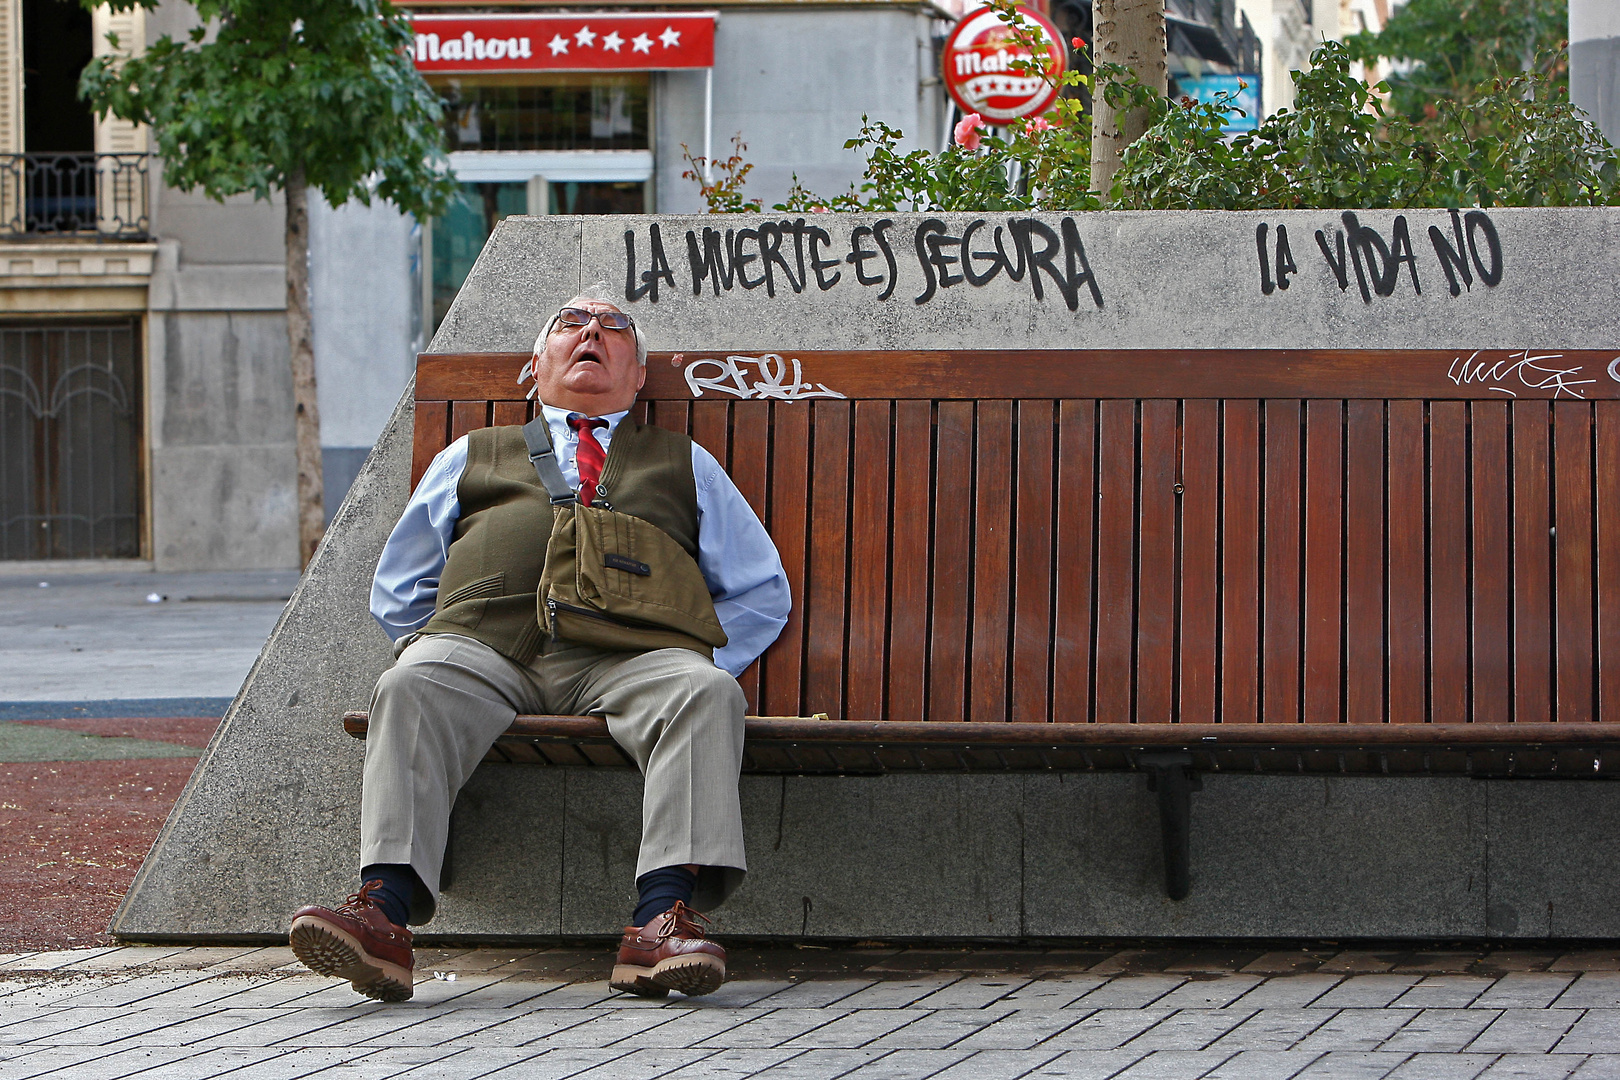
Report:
370,404,791,677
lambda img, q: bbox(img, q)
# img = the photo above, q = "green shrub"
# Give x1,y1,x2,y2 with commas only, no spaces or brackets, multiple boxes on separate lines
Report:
709,1,1620,214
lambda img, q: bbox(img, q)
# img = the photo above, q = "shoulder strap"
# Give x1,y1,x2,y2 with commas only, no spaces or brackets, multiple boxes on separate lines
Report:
520,416,576,505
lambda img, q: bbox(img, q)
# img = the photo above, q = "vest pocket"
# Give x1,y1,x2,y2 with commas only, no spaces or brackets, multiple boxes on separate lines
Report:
441,572,507,608
436,573,507,629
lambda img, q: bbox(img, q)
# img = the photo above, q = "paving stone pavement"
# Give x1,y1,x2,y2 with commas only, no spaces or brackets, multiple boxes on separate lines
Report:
0,946,1618,1079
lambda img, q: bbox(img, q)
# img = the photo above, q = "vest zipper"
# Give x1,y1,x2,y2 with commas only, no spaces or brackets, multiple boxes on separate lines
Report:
546,597,671,633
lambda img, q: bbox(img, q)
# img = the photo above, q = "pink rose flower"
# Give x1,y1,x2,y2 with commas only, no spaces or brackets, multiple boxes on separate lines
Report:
954,112,985,151
1024,116,1051,134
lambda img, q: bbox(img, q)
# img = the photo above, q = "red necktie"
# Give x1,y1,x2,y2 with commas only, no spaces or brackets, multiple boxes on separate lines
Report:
568,416,608,506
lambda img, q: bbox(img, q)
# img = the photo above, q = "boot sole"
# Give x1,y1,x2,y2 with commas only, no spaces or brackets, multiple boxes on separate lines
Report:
290,916,413,1002
611,953,725,998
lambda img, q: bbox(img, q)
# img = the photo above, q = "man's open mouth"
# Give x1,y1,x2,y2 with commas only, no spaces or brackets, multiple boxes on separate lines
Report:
574,349,604,366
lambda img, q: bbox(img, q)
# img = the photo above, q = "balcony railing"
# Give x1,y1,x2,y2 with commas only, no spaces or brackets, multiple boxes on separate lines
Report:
0,154,150,240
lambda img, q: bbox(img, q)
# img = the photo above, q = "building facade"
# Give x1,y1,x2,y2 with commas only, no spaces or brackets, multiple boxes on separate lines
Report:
0,0,297,570
2,0,1390,571
0,0,948,570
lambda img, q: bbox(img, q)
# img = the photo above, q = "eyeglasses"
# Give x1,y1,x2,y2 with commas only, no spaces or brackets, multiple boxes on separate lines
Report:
553,307,635,332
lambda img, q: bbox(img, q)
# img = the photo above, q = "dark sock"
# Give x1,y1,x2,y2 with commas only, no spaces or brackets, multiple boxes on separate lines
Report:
359,863,418,928
633,865,697,927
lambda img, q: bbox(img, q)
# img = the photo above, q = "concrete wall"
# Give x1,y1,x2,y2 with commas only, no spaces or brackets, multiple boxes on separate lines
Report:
116,209,1620,942
1571,0,1620,147
139,1,302,570
654,6,946,213
144,202,299,571
308,195,422,523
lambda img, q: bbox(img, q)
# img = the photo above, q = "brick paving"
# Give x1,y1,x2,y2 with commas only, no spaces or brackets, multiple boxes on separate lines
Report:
0,946,1616,1079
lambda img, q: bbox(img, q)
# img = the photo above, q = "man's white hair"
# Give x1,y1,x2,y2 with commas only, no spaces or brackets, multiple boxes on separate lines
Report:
536,282,648,366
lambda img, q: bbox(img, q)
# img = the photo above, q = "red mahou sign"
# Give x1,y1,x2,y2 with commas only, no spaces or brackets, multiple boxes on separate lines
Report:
410,13,716,73
942,6,1065,123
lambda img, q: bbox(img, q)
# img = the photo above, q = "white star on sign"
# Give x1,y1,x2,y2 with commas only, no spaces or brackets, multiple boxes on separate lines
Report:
575,25,596,47
547,34,569,55
602,31,624,51
631,32,653,53
659,26,681,48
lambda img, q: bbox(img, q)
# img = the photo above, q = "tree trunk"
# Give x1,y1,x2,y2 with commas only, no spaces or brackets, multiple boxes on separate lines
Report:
1089,0,1168,195
285,166,324,569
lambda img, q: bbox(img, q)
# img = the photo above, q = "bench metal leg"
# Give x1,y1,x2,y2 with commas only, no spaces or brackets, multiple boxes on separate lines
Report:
1140,753,1200,901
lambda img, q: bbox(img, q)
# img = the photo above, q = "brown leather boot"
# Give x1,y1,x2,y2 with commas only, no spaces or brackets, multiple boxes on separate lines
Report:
610,901,726,998
289,880,415,1002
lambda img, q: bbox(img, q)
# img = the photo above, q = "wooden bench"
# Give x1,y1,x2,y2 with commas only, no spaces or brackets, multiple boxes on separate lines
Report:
348,347,1620,899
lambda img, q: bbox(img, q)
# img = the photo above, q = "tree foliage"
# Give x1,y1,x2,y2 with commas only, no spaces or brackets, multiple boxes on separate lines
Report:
745,2,1619,215
79,0,456,217
1346,0,1568,125
1111,42,1618,209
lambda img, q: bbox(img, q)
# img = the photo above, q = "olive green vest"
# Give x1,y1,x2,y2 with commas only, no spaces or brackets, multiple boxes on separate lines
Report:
420,419,701,664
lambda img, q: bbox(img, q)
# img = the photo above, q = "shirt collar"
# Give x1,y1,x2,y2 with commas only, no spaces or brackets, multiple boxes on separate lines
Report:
539,402,630,436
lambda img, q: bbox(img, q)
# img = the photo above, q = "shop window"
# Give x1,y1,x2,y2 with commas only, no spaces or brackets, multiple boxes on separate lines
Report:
430,179,648,331
434,74,649,152
550,182,646,215
431,182,528,332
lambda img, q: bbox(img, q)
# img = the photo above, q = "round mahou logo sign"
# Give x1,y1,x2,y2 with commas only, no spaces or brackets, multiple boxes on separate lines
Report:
943,6,1066,125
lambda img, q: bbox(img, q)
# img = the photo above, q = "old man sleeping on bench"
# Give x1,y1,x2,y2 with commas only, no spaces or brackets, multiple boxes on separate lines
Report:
289,289,791,1002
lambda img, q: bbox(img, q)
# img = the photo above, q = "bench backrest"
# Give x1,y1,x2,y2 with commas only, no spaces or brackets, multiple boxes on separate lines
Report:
415,349,1620,728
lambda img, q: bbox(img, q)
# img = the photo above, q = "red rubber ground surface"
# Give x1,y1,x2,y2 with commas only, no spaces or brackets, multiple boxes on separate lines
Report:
0,718,214,950
14,716,216,747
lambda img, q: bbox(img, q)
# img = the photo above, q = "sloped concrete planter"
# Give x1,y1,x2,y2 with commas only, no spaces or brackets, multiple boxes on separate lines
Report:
115,209,1620,941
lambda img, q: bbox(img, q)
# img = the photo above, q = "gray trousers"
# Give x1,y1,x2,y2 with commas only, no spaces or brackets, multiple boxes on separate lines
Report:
360,633,747,923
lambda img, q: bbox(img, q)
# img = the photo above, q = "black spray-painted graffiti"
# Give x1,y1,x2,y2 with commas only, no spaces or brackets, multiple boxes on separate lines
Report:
1256,209,1503,301
623,216,1105,311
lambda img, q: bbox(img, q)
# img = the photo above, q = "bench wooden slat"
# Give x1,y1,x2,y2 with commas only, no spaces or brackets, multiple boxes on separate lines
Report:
1473,402,1512,722
971,399,1013,723
1601,402,1620,724
1514,400,1554,723
1262,400,1302,725
763,404,810,718
406,352,1619,730
1180,400,1219,726
730,401,771,713
1138,400,1177,725
805,399,850,718
1096,400,1136,723
450,400,485,446
888,400,932,723
1304,400,1342,725
846,400,889,722
929,401,973,724
419,350,1620,403
412,401,449,491
1053,400,1096,723
343,712,1620,752
1219,401,1260,724
690,398,728,470
492,400,529,428
1429,401,1470,722
1346,399,1384,725
1555,402,1595,725
1388,401,1426,724
1013,399,1055,725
